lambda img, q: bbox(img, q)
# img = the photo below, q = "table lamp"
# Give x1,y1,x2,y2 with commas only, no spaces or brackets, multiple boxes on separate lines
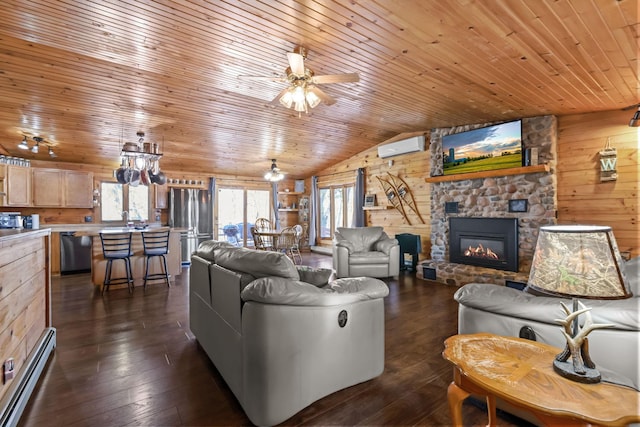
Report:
527,225,632,383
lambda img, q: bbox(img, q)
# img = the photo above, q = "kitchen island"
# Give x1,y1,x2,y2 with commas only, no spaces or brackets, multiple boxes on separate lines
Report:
0,228,55,425
44,224,183,290
89,227,182,290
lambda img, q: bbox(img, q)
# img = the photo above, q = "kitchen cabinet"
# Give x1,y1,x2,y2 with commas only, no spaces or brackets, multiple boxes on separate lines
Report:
0,164,31,206
63,170,94,207
155,183,168,209
32,168,93,208
32,168,64,206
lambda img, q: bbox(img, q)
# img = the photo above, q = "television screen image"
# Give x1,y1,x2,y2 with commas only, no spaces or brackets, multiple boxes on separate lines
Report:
442,120,523,176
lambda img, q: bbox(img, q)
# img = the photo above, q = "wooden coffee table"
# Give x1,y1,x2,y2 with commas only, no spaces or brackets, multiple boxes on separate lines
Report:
442,333,640,427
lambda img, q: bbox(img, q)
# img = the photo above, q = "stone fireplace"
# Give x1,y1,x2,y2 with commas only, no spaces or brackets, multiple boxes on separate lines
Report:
424,115,558,286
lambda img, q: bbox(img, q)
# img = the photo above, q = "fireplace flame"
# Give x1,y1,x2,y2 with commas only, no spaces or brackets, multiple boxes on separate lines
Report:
464,243,500,260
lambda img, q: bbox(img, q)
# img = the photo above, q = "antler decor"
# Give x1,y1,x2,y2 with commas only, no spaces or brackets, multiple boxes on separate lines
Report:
553,300,614,383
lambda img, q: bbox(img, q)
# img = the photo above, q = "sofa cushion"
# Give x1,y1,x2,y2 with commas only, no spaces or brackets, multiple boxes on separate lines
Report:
215,247,300,280
455,282,640,331
336,227,384,252
241,276,388,306
348,252,390,265
296,265,334,287
194,240,238,262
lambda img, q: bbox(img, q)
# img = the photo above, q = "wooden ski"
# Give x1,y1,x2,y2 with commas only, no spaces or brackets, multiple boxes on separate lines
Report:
386,173,425,224
376,175,412,225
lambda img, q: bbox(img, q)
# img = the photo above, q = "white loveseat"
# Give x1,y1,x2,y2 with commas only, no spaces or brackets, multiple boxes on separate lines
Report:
189,241,389,426
332,226,400,278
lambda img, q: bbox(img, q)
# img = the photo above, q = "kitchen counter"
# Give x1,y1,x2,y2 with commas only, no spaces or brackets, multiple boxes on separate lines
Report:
0,227,51,242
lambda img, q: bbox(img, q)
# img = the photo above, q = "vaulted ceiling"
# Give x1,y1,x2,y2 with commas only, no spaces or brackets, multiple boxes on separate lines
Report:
0,1,637,178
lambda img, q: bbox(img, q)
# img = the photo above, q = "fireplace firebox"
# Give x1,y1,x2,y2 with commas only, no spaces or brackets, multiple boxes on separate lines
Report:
449,217,519,272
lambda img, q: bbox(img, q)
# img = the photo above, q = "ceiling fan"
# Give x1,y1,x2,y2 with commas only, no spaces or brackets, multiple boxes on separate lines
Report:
239,46,359,114
264,159,285,182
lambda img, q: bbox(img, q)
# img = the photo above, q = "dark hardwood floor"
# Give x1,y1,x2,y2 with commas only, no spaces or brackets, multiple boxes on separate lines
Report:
18,253,527,426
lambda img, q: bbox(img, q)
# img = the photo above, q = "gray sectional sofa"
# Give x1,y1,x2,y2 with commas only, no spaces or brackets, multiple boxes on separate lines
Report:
455,256,640,389
189,241,389,426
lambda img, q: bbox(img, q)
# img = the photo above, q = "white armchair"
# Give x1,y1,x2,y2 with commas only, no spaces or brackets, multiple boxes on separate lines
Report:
333,226,400,278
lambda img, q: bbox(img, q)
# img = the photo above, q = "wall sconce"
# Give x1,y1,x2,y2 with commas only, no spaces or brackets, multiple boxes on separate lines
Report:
629,106,640,127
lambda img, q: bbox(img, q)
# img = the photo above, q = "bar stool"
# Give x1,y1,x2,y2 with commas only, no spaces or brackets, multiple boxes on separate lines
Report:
99,231,134,294
141,229,171,289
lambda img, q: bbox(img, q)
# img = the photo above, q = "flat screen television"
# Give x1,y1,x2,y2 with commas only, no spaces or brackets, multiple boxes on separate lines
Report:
442,120,523,176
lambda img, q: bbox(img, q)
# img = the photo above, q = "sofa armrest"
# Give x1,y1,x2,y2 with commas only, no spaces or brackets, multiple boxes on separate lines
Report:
375,237,398,255
241,276,388,306
335,239,355,253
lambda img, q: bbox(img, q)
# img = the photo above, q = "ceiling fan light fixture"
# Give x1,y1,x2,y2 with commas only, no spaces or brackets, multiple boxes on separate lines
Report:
279,89,294,108
305,87,321,108
264,159,285,182
18,136,29,150
48,147,57,158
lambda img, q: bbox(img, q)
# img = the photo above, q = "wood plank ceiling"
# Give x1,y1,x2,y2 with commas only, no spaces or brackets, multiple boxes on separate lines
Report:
0,0,637,178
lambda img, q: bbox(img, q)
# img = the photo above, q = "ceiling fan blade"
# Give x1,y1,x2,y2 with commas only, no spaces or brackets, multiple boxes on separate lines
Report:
308,86,336,106
238,75,287,82
311,73,360,84
287,52,305,76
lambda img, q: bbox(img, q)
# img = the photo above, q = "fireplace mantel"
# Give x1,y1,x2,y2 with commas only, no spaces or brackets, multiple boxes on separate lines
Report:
425,164,549,183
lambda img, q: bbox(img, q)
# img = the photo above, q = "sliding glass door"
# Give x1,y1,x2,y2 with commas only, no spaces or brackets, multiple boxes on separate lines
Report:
318,184,354,241
217,187,271,247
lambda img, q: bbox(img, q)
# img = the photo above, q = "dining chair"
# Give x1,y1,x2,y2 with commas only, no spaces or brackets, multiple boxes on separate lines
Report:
251,226,273,251
99,231,134,294
276,226,301,264
254,217,272,231
141,229,171,289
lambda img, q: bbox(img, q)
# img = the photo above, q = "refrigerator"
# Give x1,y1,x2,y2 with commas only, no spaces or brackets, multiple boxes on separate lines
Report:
169,185,213,264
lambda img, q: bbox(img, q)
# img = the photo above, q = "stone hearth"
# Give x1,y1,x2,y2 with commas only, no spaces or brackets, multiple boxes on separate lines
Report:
425,115,558,286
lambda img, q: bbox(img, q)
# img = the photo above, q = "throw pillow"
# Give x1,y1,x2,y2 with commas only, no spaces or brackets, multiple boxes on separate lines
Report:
296,266,334,287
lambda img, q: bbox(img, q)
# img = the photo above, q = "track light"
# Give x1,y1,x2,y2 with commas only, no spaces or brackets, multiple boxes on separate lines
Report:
629,107,640,127
32,137,43,153
18,136,29,150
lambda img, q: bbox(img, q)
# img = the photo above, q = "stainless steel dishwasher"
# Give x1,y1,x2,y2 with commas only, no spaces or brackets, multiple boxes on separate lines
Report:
60,232,92,274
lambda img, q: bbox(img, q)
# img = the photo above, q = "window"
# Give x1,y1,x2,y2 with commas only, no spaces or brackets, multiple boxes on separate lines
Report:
100,182,149,222
318,184,354,240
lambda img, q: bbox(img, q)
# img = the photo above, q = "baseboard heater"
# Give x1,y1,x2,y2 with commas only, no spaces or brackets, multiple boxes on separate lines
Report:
0,327,56,427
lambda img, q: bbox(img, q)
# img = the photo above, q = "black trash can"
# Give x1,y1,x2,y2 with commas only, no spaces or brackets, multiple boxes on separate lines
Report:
395,233,421,272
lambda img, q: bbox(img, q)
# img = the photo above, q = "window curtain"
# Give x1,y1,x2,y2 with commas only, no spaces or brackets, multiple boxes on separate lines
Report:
209,176,216,237
271,182,280,229
309,176,318,247
353,167,365,227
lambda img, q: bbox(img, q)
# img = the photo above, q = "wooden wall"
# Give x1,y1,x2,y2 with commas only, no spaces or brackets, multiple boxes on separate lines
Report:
313,136,432,261
557,109,639,258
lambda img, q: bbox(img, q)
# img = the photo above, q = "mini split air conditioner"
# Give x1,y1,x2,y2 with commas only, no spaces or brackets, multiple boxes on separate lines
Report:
377,135,426,158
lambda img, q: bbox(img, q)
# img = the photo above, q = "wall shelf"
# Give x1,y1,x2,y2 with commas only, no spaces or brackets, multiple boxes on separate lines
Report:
363,205,391,210
425,164,549,183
